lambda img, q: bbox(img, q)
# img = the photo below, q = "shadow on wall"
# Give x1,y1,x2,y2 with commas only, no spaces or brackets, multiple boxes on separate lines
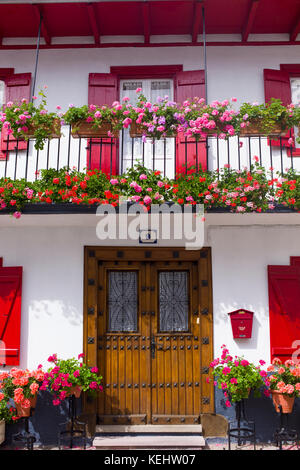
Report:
4,391,89,447
30,299,82,327
215,388,300,443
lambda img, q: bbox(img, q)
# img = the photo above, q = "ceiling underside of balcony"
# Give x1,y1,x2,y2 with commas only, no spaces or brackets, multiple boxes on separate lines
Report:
0,0,300,48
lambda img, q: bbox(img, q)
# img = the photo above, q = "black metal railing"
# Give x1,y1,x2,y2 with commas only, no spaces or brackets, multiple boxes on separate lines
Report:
0,126,299,182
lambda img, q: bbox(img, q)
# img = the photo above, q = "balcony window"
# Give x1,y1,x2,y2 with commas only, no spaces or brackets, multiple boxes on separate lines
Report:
0,80,4,108
291,78,300,150
120,78,175,178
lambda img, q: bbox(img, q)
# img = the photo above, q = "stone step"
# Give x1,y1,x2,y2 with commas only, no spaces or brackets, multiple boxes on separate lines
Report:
92,434,206,449
95,424,202,434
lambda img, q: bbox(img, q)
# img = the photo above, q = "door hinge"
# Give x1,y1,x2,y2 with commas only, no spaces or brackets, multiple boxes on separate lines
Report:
87,337,95,344
201,337,209,344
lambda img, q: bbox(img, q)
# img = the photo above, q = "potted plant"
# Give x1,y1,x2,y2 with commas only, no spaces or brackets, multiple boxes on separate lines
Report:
41,353,103,406
0,392,19,445
209,345,268,407
128,92,179,139
267,358,300,413
237,99,296,137
0,367,45,418
182,97,239,140
63,104,119,138
0,88,61,151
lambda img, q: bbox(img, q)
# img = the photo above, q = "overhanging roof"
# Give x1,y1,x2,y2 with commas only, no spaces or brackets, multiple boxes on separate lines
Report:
0,0,300,48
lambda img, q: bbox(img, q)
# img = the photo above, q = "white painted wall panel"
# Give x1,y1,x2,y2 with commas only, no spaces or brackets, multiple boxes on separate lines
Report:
0,218,299,370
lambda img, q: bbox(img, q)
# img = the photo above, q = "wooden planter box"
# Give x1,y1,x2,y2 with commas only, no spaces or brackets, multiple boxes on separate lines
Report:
239,121,288,137
27,118,61,139
71,121,117,138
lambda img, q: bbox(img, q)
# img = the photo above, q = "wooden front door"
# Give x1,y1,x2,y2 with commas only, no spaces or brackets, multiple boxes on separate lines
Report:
84,247,213,425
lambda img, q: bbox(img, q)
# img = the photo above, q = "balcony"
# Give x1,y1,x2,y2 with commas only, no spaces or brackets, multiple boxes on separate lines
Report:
0,126,299,182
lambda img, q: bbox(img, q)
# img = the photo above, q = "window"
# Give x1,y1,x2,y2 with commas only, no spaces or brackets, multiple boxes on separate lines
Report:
291,78,300,149
159,271,189,332
120,78,175,177
0,80,4,108
108,271,138,332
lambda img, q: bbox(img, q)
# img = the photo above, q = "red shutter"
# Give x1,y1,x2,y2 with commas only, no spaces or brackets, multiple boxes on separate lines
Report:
174,70,206,175
263,69,294,149
87,73,119,176
290,256,300,267
0,73,32,161
0,266,23,366
268,265,300,362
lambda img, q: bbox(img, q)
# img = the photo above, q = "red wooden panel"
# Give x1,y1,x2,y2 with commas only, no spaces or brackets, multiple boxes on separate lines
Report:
0,73,31,160
87,73,119,176
290,257,300,267
268,265,300,362
0,266,22,366
174,70,206,175
264,68,294,148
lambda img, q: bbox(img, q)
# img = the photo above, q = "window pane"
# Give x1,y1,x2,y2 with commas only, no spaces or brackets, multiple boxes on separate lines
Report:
150,80,172,103
291,78,300,148
0,81,4,108
159,271,189,332
108,271,138,332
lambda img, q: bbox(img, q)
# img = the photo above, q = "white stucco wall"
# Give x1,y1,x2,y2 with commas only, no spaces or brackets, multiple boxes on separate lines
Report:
1,44,300,179
0,213,299,371
1,44,300,107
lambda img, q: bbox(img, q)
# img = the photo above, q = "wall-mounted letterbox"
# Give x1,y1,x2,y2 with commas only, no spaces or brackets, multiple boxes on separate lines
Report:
228,309,254,339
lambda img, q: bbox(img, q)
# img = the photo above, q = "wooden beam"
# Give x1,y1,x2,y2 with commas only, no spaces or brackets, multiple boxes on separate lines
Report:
87,3,100,45
192,0,203,44
143,1,150,45
32,4,51,45
242,0,259,42
290,12,300,42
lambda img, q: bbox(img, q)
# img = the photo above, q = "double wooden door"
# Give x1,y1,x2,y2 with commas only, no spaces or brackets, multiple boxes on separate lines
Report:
84,248,213,425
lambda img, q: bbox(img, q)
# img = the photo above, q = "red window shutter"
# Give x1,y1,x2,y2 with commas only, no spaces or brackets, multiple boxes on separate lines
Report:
0,73,32,161
268,265,300,362
0,266,23,366
263,69,294,149
174,70,206,175
87,73,119,176
290,256,300,267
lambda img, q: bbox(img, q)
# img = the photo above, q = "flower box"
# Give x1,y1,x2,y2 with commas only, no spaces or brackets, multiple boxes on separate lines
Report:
0,420,5,445
26,118,62,139
239,121,288,137
71,121,117,138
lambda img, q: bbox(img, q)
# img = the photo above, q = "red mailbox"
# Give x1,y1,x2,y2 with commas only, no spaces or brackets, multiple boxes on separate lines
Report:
228,309,254,339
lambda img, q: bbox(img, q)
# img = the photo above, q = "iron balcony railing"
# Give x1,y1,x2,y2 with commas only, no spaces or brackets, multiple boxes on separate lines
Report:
0,126,299,181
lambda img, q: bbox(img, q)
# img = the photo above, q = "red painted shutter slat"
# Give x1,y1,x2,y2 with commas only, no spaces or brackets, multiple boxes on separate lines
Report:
268,265,300,362
263,69,294,148
87,73,119,176
0,266,22,366
0,73,32,161
290,256,300,267
174,70,206,175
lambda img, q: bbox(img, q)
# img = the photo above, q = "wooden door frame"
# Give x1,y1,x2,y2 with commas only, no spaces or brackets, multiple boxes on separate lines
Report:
82,246,214,428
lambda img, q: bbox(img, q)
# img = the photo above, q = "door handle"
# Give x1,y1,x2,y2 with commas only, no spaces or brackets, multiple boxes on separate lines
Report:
150,337,156,359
